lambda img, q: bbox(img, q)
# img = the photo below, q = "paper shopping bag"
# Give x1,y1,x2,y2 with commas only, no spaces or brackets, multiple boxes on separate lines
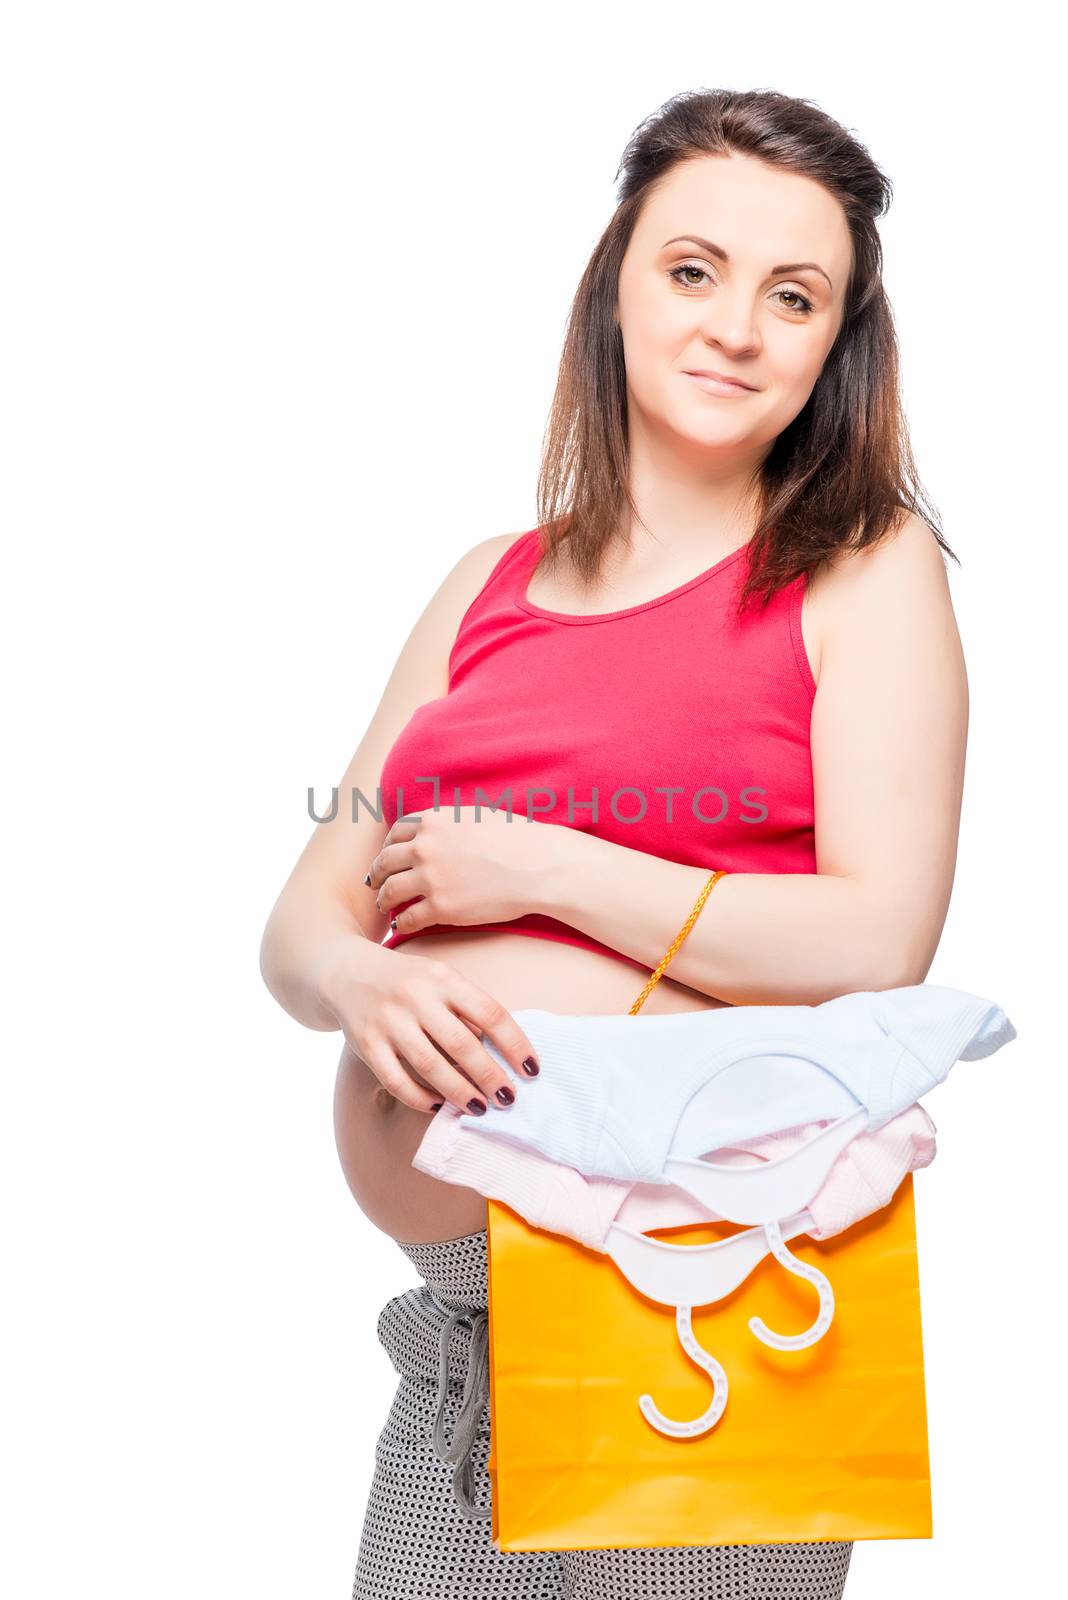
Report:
486,1174,931,1551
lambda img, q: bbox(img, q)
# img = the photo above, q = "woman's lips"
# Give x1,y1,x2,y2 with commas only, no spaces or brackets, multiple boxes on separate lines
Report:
683,370,757,397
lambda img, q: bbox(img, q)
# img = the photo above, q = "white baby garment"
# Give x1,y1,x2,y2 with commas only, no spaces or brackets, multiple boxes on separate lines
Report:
456,984,1014,1184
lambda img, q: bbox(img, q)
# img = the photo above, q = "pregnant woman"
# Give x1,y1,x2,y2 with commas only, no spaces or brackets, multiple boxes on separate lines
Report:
260,88,966,1600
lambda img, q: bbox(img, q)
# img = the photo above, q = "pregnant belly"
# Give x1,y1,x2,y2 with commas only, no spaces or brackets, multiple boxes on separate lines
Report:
332,927,731,1245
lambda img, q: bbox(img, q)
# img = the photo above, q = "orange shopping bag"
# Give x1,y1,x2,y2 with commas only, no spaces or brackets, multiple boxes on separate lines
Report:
485,1173,932,1551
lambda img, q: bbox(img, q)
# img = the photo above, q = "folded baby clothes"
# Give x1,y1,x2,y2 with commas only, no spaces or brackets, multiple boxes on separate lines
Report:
456,984,1013,1185
413,1097,938,1246
712,1104,938,1238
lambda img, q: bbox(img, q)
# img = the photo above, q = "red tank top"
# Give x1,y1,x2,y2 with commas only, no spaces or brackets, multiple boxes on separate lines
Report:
378,526,816,972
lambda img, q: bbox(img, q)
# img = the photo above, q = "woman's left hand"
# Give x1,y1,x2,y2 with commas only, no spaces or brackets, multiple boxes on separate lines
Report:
364,807,560,936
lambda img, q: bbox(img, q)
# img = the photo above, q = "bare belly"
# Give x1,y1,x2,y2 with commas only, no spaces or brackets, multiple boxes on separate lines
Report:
332,928,731,1245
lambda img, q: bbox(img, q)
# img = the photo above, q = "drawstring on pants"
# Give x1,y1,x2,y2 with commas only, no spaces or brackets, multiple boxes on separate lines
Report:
430,1304,492,1520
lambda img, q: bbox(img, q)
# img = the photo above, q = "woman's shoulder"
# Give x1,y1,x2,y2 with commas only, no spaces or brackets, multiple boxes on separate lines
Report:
421,528,535,664
364,530,536,727
443,527,534,618
465,527,534,579
802,512,955,689
821,510,949,591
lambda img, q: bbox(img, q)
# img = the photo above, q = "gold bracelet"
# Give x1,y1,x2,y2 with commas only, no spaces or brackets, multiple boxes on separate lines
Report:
628,869,729,1016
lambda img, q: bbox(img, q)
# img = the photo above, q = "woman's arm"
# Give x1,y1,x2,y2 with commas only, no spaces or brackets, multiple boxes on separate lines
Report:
259,531,524,1031
259,532,545,1113
532,515,968,1006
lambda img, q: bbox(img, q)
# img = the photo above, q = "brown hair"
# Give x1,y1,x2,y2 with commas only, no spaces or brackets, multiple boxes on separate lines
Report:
533,87,957,616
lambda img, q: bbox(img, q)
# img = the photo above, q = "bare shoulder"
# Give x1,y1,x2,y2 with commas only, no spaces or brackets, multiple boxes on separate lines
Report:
375,529,531,711
406,528,528,642
819,510,949,597
450,528,530,596
802,512,957,688
428,528,529,642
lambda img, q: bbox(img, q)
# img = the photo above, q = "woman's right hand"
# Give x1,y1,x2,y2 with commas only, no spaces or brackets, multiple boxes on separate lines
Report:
316,936,540,1116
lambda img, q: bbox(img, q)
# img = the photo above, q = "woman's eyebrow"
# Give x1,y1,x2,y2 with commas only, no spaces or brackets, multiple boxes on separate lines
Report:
660,234,833,292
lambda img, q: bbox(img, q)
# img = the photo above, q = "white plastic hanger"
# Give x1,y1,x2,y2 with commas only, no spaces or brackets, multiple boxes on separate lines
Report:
597,1097,867,1440
604,1196,839,1438
603,999,868,1437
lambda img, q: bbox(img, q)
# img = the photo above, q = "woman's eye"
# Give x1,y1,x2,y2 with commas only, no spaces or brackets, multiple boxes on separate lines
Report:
667,264,814,316
773,288,815,315
668,264,712,289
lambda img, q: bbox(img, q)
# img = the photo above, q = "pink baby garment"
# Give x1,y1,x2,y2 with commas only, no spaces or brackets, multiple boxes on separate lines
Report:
412,1101,937,1246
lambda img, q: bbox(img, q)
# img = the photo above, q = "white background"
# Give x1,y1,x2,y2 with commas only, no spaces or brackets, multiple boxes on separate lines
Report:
3,3,1063,1595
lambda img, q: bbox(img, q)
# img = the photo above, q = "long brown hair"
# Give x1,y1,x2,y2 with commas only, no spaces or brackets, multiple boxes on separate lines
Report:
534,87,957,616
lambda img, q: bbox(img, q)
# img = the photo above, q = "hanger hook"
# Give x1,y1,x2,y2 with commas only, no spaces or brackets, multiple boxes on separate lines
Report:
638,1305,729,1439
748,1220,835,1351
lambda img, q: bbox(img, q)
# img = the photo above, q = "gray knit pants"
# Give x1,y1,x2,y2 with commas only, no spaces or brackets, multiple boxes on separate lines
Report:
351,1228,854,1599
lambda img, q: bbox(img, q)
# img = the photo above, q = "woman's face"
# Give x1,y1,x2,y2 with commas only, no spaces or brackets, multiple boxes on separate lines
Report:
615,153,853,459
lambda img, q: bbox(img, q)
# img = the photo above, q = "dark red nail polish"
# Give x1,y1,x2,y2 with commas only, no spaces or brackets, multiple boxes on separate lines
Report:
429,1100,444,1112
466,1097,487,1115
495,1085,515,1106
521,1056,540,1076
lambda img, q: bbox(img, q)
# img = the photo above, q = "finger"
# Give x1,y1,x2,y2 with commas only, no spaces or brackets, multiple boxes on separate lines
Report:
441,980,541,1083
391,1018,507,1116
382,889,437,936
376,864,422,916
386,904,434,937
383,814,424,847
356,1034,445,1114
408,1000,529,1112
365,840,415,893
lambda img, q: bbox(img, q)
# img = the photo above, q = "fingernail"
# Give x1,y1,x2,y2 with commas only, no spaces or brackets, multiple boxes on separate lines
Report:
428,1100,444,1112
521,1056,540,1077
495,1085,515,1106
466,1097,487,1116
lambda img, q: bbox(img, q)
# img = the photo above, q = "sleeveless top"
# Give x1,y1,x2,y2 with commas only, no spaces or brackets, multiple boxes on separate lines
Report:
377,526,817,972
